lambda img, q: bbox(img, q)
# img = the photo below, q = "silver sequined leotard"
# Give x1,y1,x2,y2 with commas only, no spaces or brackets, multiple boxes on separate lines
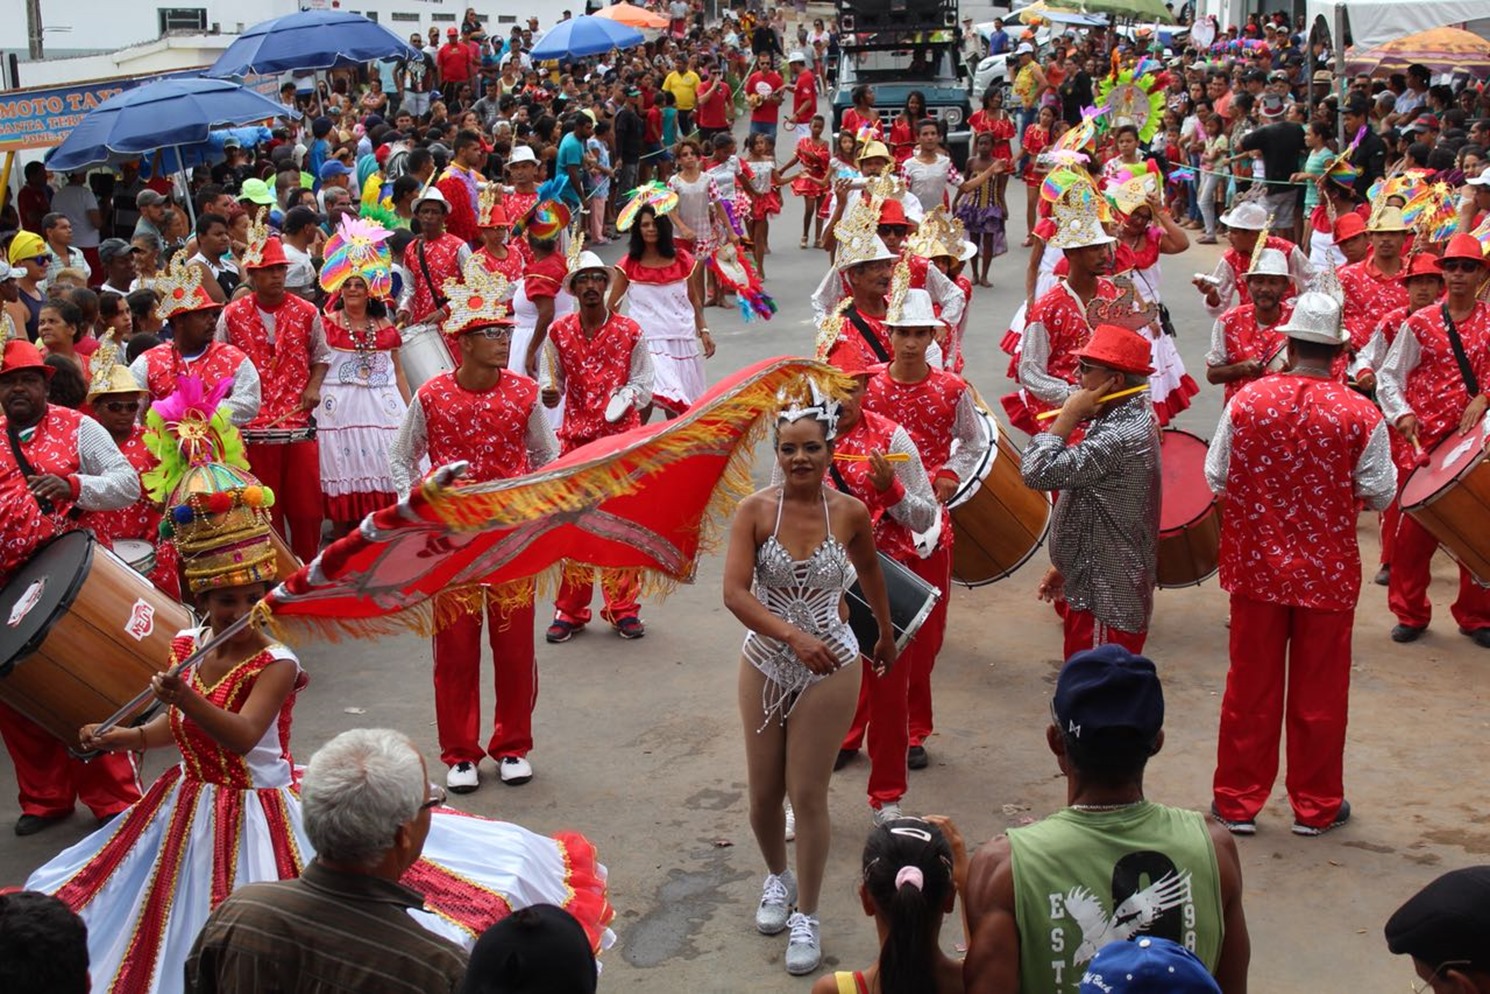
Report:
741,489,859,727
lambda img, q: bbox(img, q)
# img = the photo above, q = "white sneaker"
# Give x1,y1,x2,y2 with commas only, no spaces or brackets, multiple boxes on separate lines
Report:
447,761,479,794
872,801,904,827
754,870,797,935
784,801,796,842
499,756,533,786
784,912,822,975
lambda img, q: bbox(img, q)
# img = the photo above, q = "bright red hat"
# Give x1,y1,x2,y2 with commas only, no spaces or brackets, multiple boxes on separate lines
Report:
1333,213,1366,244
1071,324,1155,376
478,200,510,228
826,337,871,377
1436,233,1489,270
878,199,909,227
0,340,56,380
1399,252,1446,282
244,236,290,271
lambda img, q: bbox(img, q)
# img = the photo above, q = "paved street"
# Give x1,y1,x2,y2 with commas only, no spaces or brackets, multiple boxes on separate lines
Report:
3,144,1487,993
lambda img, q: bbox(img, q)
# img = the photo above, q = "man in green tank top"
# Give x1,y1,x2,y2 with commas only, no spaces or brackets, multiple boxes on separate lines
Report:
962,646,1251,994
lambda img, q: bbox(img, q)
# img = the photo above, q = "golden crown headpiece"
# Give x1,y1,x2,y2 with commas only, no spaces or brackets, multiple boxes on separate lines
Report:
238,213,273,269
442,254,516,335
833,193,897,271
153,251,220,321
86,331,144,398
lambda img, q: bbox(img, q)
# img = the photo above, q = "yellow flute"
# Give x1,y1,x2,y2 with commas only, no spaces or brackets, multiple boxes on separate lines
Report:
833,452,912,463
1034,384,1150,420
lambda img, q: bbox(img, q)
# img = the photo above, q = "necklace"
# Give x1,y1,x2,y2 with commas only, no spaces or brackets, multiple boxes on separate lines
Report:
344,313,380,352
1070,800,1145,812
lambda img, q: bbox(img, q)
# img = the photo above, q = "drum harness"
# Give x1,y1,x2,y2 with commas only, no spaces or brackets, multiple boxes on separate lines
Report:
845,307,891,363
1441,303,1480,400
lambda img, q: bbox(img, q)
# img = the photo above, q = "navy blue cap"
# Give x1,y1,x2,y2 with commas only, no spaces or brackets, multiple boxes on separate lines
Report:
1078,937,1220,994
1053,646,1164,743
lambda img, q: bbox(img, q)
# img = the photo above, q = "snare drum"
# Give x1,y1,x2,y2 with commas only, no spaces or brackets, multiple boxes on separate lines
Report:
114,538,157,577
400,322,456,391
1157,429,1222,588
949,409,1052,586
845,553,940,655
1401,418,1490,584
243,425,317,445
0,531,193,747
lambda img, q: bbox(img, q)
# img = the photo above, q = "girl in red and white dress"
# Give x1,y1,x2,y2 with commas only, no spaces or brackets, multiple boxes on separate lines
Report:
968,86,1017,223
787,115,832,249
26,425,613,994
743,132,791,277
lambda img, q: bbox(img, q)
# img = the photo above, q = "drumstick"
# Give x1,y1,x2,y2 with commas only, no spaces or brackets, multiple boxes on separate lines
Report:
261,407,302,431
834,452,912,463
1412,438,1431,468
1034,385,1151,421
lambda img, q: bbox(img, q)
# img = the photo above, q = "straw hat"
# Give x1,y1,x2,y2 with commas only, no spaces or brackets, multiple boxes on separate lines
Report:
1367,204,1411,233
1277,292,1347,346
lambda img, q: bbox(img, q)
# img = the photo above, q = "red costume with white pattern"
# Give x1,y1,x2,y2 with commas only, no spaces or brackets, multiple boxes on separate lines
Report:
1211,301,1292,404
1338,259,1408,352
1003,278,1121,434
218,293,326,563
0,405,140,826
404,234,469,326
1385,302,1490,634
135,341,249,406
78,427,180,598
476,244,526,285
1210,373,1393,830
417,369,547,767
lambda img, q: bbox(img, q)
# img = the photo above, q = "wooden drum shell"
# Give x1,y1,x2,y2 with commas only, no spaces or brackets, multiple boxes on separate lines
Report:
949,411,1052,587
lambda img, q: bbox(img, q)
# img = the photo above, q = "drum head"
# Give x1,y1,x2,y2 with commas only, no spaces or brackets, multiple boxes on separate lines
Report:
114,539,154,564
0,531,92,675
1402,417,1490,508
1159,429,1215,531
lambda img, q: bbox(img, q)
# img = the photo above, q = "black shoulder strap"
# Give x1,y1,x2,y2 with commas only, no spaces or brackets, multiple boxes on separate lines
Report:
6,422,53,515
828,462,852,495
1441,303,1481,399
416,239,448,309
843,307,891,363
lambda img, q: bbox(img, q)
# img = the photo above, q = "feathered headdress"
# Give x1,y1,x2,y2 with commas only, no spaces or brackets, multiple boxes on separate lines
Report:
319,215,395,299
442,253,516,335
616,180,680,231
1042,109,1105,168
1400,181,1460,241
1103,161,1163,217
1096,66,1168,142
516,176,573,240
1322,127,1366,193
141,377,277,593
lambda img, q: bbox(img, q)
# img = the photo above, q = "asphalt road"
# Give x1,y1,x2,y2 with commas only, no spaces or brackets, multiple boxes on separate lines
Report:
3,121,1487,993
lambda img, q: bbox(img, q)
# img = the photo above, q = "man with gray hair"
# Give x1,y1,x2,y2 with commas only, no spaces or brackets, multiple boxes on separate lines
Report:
184,729,467,993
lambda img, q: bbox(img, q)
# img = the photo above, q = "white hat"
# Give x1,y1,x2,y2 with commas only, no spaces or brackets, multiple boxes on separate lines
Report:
508,145,539,166
1277,292,1347,346
839,234,899,270
565,250,612,291
413,186,449,214
1219,200,1270,231
1016,42,1035,55
886,288,943,327
957,240,978,262
1465,172,1490,187
1243,248,1291,280
788,51,806,63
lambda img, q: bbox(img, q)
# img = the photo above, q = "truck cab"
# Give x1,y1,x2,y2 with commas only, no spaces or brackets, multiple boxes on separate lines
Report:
830,0,973,168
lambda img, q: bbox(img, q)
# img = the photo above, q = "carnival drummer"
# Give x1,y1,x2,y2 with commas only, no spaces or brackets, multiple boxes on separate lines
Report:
0,330,142,836
540,252,656,643
1022,323,1162,657
129,255,261,426
395,188,472,339
389,257,559,792
216,225,330,565
1205,247,1295,403
1192,199,1313,319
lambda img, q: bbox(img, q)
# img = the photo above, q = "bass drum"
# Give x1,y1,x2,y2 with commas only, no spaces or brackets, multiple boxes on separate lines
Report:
1157,428,1222,588
845,552,941,655
399,322,456,392
1400,416,1490,584
949,408,1052,586
0,531,193,748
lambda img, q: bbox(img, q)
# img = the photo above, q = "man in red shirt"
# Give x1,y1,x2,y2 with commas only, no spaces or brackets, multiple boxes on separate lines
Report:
17,162,51,235
694,65,733,143
787,52,816,130
389,257,558,792
1206,292,1396,836
540,253,655,643
1338,205,1409,354
437,26,476,90
744,52,784,141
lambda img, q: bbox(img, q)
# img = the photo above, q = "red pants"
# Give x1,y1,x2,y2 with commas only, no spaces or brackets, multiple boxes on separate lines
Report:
1378,499,1401,568
0,701,140,819
1213,594,1353,828
246,440,323,564
432,592,537,766
1062,608,1148,659
905,545,951,748
554,569,641,626
1387,513,1490,631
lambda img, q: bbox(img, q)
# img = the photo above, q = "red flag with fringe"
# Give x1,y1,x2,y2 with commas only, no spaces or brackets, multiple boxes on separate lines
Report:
254,356,825,640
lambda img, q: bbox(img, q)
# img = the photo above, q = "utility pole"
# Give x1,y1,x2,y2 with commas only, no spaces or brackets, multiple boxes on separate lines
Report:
26,0,44,60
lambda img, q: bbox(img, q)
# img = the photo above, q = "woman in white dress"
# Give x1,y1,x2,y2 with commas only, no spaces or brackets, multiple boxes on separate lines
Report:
315,217,411,535
609,200,714,418
510,227,574,430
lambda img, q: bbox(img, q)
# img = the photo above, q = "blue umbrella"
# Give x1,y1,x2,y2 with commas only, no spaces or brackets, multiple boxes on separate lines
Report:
530,15,645,60
46,77,294,172
207,10,419,77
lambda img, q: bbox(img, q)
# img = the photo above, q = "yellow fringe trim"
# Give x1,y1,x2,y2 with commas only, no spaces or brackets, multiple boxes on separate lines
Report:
251,358,832,645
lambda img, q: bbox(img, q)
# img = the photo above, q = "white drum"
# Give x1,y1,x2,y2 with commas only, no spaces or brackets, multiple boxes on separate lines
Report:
399,322,456,391
113,539,156,577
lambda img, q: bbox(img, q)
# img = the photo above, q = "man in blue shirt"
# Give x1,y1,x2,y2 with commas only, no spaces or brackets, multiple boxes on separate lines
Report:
987,18,1010,56
555,112,592,210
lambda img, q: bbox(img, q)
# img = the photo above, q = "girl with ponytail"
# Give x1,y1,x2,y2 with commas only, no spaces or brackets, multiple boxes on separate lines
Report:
812,815,968,994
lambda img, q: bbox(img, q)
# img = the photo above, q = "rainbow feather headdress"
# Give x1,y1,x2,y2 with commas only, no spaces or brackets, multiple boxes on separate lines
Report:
319,215,394,299
1096,63,1169,142
616,181,680,231
1103,161,1163,217
142,377,278,594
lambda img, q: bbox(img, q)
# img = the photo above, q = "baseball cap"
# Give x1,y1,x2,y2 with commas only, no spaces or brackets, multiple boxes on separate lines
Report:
238,178,276,206
1016,42,1035,55
1267,69,1289,81
1079,938,1221,994
97,238,132,263
318,159,354,181
222,136,242,150
447,26,459,36
1052,646,1164,746
1385,866,1490,971
136,188,168,208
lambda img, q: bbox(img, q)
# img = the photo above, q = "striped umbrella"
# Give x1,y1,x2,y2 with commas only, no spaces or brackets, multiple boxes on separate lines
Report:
1346,26,1490,76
